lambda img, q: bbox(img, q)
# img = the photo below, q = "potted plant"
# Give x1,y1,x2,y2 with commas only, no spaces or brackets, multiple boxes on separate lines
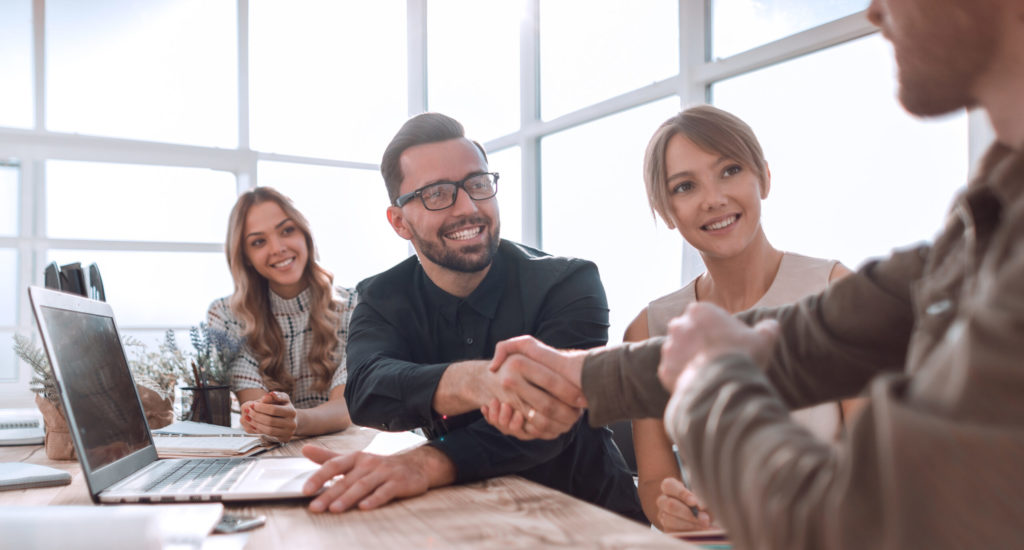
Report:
13,332,183,459
164,323,241,427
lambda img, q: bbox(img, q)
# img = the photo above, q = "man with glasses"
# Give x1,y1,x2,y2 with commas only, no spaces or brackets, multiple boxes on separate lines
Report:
298,112,642,521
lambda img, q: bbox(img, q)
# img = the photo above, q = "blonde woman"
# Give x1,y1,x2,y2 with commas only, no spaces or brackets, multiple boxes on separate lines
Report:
207,187,356,442
629,106,860,531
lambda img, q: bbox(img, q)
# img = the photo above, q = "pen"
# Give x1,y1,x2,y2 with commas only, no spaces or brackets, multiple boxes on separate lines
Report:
672,444,701,519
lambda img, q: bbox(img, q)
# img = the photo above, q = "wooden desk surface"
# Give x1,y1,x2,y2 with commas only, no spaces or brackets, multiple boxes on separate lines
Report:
1,428,694,549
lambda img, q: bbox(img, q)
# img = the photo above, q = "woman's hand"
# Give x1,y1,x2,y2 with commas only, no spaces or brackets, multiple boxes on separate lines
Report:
657,477,714,533
241,391,298,442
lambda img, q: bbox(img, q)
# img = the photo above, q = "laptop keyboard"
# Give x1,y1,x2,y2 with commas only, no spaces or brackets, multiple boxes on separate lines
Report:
144,458,254,495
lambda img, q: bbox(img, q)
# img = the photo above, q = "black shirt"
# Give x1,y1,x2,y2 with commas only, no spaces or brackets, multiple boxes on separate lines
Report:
345,240,643,522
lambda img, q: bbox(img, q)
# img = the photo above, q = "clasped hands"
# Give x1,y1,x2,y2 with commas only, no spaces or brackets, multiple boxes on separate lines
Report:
481,302,780,439
297,303,779,515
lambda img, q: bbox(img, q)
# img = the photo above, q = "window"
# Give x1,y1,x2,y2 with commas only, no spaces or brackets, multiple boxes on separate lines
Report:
712,34,968,269
539,0,678,120
46,0,237,146
542,97,683,343
427,0,521,141
46,161,237,243
1,164,18,382
249,0,407,162
0,249,15,380
710,0,869,59
257,162,409,287
0,0,33,129
47,250,232,329
487,147,523,244
0,164,17,236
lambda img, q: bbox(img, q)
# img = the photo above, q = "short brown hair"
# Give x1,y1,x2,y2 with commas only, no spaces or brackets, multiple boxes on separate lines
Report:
380,112,488,204
643,105,768,226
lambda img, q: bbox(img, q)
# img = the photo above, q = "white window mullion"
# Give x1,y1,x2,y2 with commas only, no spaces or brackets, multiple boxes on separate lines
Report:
520,0,541,249
407,0,427,116
31,0,45,131
678,0,708,284
237,0,250,152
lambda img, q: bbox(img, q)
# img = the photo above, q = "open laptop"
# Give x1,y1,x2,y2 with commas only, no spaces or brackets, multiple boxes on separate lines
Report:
28,286,322,504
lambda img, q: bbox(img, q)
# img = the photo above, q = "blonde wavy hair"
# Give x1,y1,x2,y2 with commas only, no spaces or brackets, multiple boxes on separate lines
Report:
224,187,340,394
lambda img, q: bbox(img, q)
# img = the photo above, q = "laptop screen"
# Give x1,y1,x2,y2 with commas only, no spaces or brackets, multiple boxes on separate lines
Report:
39,305,151,473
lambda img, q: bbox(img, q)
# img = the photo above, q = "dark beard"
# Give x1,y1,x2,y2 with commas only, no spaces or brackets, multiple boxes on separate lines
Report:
412,217,501,273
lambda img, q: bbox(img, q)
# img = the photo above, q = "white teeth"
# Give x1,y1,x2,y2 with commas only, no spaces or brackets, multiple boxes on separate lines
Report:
704,215,738,231
446,227,483,240
272,258,295,268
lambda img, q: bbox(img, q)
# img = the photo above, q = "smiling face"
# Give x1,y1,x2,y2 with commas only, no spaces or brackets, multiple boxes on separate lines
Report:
242,200,310,298
387,137,501,274
664,133,769,261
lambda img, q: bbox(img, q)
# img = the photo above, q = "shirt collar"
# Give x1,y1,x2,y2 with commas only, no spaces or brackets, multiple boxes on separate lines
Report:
421,241,508,321
972,142,1024,202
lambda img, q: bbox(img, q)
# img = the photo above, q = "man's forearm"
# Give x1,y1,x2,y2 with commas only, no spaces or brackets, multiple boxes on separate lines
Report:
431,360,491,416
581,338,669,426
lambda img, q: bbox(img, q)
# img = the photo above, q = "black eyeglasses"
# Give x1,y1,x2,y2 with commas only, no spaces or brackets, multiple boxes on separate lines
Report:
394,172,500,211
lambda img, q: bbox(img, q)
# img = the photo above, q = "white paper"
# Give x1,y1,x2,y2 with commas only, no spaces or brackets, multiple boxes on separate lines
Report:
0,503,223,550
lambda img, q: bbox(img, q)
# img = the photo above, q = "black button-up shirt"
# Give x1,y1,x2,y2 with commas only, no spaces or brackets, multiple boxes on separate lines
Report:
345,240,643,521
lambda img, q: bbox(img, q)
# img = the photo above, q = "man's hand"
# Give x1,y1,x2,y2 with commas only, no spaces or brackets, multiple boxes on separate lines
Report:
301,444,455,513
479,336,588,440
241,391,298,442
658,303,780,391
657,477,714,533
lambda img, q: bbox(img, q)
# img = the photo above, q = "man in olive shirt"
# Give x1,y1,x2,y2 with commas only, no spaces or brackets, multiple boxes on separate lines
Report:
481,0,1024,547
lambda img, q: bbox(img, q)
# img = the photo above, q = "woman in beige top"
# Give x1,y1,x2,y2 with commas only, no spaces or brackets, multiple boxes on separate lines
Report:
627,105,858,532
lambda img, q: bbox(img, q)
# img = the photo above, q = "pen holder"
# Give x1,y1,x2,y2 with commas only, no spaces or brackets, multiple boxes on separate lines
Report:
181,385,231,426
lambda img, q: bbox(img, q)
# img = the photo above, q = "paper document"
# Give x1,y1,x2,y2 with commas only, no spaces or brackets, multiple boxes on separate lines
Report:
0,503,223,550
361,429,427,456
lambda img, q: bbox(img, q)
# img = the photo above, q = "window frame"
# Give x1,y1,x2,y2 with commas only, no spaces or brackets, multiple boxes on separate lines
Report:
0,0,994,404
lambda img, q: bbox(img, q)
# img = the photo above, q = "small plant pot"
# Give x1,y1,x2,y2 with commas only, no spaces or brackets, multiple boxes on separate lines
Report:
181,385,231,426
35,394,76,461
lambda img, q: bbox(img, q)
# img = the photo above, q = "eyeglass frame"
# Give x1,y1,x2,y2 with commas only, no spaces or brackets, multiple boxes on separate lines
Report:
393,172,500,210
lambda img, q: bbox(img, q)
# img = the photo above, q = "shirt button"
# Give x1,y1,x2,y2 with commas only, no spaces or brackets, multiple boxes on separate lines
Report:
926,299,952,315
466,337,474,345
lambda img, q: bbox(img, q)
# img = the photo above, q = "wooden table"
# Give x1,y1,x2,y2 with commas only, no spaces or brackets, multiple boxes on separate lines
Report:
1,428,694,549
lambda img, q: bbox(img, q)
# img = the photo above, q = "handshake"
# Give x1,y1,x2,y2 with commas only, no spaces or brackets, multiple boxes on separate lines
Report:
478,303,781,440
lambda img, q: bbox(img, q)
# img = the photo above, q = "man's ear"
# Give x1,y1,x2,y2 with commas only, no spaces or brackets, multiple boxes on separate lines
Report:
386,206,414,241
760,163,771,199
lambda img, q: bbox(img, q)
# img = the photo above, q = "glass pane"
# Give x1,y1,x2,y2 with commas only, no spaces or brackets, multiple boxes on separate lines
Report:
0,165,17,236
0,330,15,381
711,0,868,60
47,161,238,243
250,0,407,162
46,0,237,146
47,250,233,328
487,147,522,245
0,0,33,129
542,97,683,343
257,162,410,287
428,0,520,140
712,34,968,270
540,0,678,121
0,249,15,326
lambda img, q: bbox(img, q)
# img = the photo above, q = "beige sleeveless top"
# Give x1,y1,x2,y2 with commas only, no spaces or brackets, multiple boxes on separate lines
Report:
647,252,843,441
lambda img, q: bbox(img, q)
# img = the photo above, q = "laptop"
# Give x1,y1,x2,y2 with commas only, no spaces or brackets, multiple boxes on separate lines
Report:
28,286,322,504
